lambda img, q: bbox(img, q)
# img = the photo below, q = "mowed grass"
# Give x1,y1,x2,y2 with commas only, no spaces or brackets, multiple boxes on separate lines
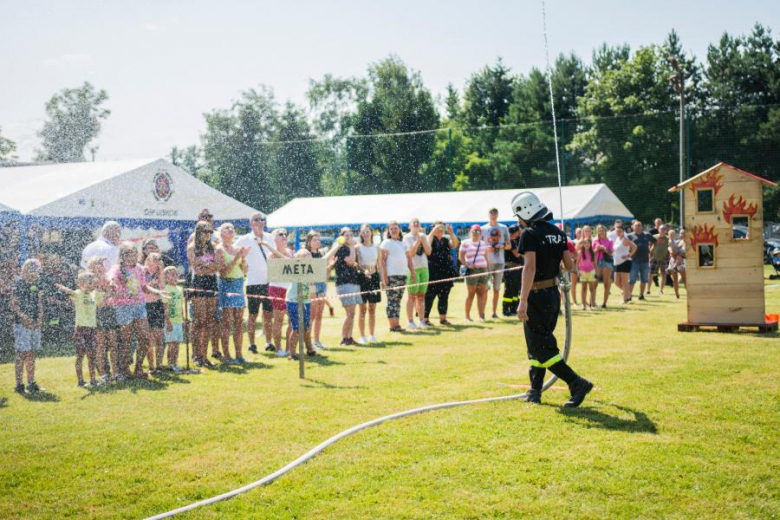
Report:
1,271,778,519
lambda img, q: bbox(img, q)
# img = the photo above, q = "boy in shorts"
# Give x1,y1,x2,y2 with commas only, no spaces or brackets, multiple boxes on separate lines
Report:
285,250,320,360
162,266,185,372
10,259,45,393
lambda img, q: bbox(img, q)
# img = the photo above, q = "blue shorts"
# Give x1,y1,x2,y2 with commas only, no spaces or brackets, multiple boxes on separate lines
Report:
164,323,184,343
629,262,651,284
314,282,327,296
336,284,363,307
219,277,246,309
285,302,311,331
115,304,147,326
14,324,42,352
596,260,613,271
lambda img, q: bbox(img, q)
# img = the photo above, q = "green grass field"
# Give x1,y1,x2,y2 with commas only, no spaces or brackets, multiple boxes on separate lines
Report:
1,271,778,519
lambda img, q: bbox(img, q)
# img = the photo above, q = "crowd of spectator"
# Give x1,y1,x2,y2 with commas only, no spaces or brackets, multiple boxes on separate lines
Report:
5,207,689,394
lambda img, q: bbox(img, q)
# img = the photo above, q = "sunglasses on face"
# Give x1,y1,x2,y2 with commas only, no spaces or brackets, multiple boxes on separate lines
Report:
252,218,266,223
277,233,288,237
472,230,482,234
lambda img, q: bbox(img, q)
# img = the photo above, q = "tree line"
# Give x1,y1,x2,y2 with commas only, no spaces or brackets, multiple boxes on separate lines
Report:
3,24,779,223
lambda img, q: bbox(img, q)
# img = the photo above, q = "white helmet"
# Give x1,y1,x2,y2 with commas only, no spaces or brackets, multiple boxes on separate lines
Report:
511,191,548,222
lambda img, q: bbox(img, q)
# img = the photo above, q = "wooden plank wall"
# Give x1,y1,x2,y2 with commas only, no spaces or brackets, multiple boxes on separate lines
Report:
683,167,765,324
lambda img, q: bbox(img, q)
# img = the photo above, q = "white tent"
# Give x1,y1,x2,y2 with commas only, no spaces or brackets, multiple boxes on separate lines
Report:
0,158,257,221
268,183,633,229
0,201,17,213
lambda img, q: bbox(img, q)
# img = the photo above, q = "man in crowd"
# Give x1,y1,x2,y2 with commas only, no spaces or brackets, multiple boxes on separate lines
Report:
649,224,669,294
627,220,656,301
482,208,510,319
502,224,523,316
81,221,121,270
649,218,664,236
235,211,274,353
513,191,593,407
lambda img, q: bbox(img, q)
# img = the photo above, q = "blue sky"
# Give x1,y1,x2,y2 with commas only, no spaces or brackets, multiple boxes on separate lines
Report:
1,0,776,161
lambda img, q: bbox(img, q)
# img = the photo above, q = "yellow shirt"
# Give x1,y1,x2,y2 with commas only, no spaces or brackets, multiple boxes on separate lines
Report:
70,290,102,328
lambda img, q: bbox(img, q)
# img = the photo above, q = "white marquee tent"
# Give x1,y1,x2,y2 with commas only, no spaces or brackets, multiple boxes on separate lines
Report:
268,183,633,234
0,158,259,264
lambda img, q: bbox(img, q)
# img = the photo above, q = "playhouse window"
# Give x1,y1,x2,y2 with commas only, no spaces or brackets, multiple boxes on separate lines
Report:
697,244,715,268
696,188,714,213
732,216,749,240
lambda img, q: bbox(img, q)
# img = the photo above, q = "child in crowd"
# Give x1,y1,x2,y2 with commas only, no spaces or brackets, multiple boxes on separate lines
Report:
86,256,117,381
10,259,44,394
576,236,597,310
162,266,184,373
56,272,102,387
285,249,319,360
108,242,167,380
143,252,166,373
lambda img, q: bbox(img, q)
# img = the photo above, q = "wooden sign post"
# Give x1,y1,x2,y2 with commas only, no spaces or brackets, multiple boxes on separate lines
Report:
268,258,327,378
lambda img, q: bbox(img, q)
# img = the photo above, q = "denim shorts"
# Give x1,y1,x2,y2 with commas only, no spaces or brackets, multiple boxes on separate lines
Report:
164,323,184,343
115,304,147,326
596,260,613,271
336,283,363,306
14,324,42,352
314,282,327,296
629,262,651,284
286,302,311,331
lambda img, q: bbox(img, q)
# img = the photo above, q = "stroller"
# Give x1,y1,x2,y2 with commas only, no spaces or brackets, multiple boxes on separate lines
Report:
770,248,780,280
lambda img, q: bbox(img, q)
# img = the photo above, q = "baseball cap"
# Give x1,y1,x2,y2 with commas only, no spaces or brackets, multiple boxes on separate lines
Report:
470,224,482,233
508,224,520,233
490,228,500,236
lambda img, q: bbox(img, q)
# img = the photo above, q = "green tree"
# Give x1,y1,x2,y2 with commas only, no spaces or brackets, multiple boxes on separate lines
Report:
461,58,515,157
201,86,279,211
35,82,110,162
272,102,323,207
0,127,17,160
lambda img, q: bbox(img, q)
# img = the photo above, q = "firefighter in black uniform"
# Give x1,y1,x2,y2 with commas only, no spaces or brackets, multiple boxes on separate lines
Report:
502,225,523,316
512,191,593,407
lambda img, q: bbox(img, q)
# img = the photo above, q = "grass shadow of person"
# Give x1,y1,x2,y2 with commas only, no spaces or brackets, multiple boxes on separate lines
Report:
301,355,346,367
0,397,7,408
376,341,412,347
443,323,488,332
556,401,657,434
213,361,272,374
81,377,168,399
21,389,60,402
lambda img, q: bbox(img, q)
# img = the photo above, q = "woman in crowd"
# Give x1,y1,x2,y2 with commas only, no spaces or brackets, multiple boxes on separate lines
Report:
612,224,637,304
380,221,415,332
576,226,597,310
143,252,165,372
216,223,249,363
458,224,489,322
593,224,614,308
571,227,582,306
403,218,431,330
667,229,685,299
264,228,293,356
187,221,219,367
356,224,382,344
332,227,362,346
424,221,459,326
305,231,329,349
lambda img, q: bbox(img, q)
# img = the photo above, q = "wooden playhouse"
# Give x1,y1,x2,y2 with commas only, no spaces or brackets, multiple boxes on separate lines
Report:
669,162,778,332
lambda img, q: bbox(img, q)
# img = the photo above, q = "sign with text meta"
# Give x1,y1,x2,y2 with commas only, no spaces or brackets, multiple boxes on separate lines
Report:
267,258,327,283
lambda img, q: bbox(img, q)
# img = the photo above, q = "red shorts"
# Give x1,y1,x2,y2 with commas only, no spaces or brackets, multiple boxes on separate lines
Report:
269,286,288,312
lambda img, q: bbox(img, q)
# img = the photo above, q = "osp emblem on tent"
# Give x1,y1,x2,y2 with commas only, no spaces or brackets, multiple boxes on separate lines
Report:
152,170,174,202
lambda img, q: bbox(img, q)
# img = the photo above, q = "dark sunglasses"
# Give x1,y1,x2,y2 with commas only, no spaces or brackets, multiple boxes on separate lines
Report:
204,230,214,234
201,214,214,220
277,233,288,237
252,217,266,223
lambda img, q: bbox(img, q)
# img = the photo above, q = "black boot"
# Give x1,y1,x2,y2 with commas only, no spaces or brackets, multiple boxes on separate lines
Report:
564,377,593,408
522,366,545,404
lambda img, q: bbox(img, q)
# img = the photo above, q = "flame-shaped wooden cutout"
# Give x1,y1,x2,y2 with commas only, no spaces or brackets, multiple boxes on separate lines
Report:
688,224,719,247
722,194,758,224
689,169,724,195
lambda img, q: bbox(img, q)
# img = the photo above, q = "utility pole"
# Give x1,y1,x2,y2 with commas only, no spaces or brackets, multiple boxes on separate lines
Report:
669,57,685,227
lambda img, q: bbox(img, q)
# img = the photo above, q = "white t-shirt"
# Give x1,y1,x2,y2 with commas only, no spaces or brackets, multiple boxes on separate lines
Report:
358,244,379,268
402,233,429,270
81,237,119,271
235,231,274,285
380,239,409,277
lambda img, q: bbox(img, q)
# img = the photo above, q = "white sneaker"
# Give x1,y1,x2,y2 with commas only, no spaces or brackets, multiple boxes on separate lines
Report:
358,336,368,345
419,321,430,329
276,349,288,357
407,321,419,331
316,341,328,350
368,335,378,343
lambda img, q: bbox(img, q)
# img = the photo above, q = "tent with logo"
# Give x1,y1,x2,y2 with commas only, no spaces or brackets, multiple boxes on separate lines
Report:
268,183,634,241
0,158,259,266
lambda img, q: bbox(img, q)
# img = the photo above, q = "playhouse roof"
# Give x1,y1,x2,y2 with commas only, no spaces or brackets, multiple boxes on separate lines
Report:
669,162,778,193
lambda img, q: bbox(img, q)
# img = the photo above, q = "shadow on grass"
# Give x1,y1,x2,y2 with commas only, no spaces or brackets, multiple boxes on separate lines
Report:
301,377,367,390
443,324,488,332
556,401,657,434
21,390,60,402
213,361,272,374
0,397,7,408
304,355,346,367
81,378,168,399
376,341,412,347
